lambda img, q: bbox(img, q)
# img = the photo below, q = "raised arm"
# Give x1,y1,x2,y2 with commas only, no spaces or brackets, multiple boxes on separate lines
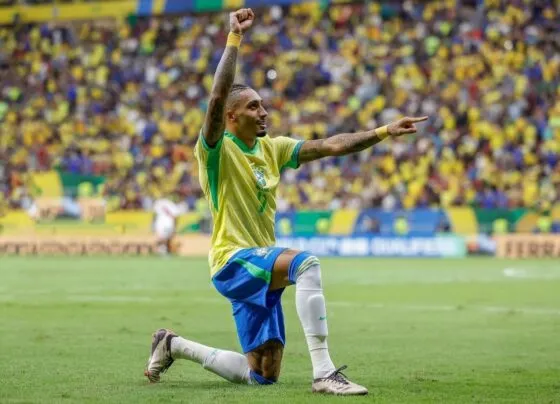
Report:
298,116,428,163
201,8,254,148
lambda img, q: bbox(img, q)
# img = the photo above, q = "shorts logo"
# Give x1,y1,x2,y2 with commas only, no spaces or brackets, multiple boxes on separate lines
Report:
253,248,270,257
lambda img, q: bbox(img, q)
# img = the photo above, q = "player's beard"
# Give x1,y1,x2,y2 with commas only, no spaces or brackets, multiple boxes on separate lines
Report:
256,120,267,137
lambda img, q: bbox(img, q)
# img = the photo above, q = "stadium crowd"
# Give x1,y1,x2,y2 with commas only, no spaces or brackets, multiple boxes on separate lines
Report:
0,0,559,214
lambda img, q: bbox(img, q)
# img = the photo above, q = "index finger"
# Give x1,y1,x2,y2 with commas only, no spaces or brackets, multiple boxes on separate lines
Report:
407,116,428,123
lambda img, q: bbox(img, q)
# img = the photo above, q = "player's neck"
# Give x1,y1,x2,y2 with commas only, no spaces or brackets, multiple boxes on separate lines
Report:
227,129,257,150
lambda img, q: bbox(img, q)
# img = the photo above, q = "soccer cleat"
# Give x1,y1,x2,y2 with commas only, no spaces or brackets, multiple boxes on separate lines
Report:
311,365,368,396
144,328,177,383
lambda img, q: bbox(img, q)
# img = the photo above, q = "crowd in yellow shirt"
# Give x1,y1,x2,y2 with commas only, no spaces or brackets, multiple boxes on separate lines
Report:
0,0,558,213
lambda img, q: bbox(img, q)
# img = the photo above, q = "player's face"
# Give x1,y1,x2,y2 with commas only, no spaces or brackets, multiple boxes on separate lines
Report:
235,90,268,137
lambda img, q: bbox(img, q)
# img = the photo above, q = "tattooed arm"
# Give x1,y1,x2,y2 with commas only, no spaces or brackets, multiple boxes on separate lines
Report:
201,9,254,148
298,116,428,164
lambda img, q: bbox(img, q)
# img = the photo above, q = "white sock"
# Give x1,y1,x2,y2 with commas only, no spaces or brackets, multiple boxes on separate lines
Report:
170,337,251,384
295,263,336,379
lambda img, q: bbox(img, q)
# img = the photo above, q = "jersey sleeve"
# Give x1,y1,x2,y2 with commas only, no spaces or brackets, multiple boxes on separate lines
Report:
194,130,224,211
195,130,224,163
272,135,304,171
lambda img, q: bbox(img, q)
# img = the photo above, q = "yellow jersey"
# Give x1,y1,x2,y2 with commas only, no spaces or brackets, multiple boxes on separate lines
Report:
194,131,303,276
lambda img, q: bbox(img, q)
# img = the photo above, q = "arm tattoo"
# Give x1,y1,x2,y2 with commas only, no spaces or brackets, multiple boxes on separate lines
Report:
202,45,239,147
298,139,327,163
299,130,383,163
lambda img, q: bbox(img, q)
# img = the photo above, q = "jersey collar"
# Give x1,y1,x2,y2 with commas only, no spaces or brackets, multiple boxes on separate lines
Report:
224,131,260,155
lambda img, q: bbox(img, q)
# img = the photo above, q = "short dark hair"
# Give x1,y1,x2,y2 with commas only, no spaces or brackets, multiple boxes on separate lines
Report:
230,83,251,94
226,83,253,111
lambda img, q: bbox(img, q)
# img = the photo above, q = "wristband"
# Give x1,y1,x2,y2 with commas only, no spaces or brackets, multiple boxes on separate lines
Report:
226,32,243,48
375,125,389,140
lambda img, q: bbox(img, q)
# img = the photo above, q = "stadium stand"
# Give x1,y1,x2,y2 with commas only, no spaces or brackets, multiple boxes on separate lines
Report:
0,0,559,220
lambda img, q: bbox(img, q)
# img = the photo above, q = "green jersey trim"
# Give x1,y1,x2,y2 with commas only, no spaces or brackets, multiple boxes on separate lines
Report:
232,257,272,284
225,131,260,155
199,132,222,211
200,130,224,152
281,140,304,170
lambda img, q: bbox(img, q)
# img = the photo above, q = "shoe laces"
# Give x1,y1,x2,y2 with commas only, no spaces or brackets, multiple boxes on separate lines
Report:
326,365,350,385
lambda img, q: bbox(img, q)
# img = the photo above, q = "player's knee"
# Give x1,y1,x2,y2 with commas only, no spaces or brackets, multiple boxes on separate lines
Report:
261,362,279,382
288,251,321,284
299,263,322,290
248,340,283,385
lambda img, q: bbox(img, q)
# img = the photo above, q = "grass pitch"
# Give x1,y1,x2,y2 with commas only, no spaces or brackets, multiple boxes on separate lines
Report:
1,257,559,403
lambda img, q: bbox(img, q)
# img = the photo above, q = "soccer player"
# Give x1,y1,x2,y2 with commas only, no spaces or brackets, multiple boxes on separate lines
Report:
145,8,427,395
152,194,184,256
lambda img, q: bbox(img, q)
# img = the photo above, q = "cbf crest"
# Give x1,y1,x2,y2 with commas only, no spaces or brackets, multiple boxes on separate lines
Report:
253,166,267,190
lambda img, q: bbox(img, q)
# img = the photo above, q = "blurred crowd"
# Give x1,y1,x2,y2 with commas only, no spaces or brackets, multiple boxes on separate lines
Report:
0,0,559,214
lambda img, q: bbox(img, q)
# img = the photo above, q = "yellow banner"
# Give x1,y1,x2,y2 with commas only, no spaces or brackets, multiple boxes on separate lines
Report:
0,234,210,256
0,1,136,24
0,208,203,236
0,210,35,234
105,210,152,232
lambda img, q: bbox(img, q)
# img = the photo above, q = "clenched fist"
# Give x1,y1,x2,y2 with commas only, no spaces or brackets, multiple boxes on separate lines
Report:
230,8,255,35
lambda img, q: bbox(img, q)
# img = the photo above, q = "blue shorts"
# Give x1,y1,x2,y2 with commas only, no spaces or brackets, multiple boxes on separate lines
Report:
212,247,289,354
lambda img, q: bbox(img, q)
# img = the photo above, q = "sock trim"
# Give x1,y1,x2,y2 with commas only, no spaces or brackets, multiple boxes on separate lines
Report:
288,252,320,283
250,370,276,385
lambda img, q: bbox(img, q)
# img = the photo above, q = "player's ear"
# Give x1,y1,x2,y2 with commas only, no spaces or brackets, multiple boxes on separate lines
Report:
226,110,236,122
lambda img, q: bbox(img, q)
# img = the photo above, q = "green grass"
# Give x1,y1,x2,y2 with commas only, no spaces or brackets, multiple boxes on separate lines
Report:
1,257,559,403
